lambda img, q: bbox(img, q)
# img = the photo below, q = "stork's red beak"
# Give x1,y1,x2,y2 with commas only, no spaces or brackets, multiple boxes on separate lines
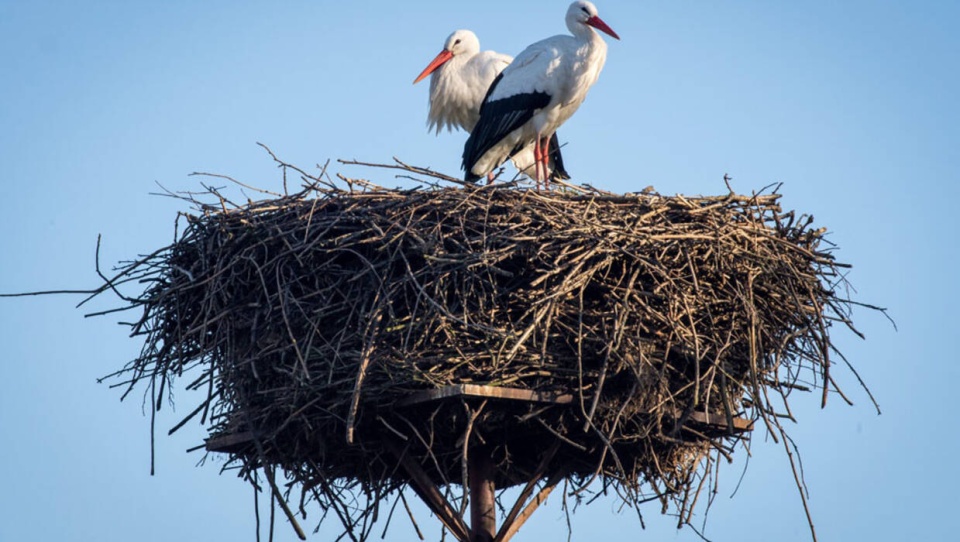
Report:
586,15,620,40
413,49,454,84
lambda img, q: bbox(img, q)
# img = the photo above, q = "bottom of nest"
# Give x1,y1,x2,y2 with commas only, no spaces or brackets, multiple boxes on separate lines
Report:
204,383,755,542
207,384,752,488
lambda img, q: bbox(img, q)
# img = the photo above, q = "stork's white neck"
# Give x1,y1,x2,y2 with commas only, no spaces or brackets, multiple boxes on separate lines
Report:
566,12,609,65
570,22,608,81
567,18,591,41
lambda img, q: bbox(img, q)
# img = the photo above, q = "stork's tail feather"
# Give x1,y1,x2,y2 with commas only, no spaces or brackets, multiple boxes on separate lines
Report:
462,129,482,182
548,133,570,181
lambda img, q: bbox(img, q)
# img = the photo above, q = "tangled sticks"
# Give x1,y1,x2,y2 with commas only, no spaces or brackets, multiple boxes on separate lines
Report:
105,158,875,541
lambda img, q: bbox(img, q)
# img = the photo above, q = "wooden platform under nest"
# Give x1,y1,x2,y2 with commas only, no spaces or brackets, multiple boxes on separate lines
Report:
208,385,752,454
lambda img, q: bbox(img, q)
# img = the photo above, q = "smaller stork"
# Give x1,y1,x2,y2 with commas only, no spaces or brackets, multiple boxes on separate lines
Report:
414,30,568,184
462,1,619,188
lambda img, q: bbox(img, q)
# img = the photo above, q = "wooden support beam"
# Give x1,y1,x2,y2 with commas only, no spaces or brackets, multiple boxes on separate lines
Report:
384,440,471,542
469,450,496,542
495,440,560,542
495,470,564,542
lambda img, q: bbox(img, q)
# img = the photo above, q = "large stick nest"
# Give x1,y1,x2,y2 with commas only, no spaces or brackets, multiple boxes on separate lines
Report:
104,158,874,540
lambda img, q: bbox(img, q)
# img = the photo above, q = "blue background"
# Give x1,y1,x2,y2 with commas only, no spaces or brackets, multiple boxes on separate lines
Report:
1,1,956,540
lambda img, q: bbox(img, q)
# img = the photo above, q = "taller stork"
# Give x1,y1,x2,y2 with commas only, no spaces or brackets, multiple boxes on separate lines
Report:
462,1,619,187
414,30,569,184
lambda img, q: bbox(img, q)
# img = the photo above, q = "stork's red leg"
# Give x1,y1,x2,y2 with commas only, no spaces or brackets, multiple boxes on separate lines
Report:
540,136,551,191
533,136,544,190
486,172,494,185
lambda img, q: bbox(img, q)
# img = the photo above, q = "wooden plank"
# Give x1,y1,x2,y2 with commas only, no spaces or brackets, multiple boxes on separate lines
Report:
205,431,256,453
398,384,573,407
688,411,753,433
397,385,752,433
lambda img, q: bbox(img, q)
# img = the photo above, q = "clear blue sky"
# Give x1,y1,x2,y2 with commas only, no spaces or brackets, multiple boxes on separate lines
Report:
1,1,957,541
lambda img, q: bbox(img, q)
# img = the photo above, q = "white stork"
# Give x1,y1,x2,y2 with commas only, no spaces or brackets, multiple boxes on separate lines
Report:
462,1,619,187
414,30,568,183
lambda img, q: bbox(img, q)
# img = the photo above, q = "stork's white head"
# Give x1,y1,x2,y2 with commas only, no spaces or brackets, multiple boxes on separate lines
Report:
413,30,481,84
443,29,480,57
566,1,620,40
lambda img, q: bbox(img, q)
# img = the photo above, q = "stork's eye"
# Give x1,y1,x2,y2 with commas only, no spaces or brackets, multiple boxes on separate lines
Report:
454,39,461,45
581,6,589,14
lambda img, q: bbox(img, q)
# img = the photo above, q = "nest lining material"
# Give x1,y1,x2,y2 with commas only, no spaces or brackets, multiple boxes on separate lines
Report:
105,160,869,541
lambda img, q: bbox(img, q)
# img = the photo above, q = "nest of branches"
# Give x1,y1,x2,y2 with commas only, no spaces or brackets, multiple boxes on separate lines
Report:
104,157,874,541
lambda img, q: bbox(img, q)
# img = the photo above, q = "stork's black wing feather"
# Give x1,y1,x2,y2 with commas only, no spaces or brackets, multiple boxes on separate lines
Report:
462,73,551,182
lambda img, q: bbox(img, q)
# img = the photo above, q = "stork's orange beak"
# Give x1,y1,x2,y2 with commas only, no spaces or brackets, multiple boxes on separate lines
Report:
586,15,620,40
413,49,454,84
